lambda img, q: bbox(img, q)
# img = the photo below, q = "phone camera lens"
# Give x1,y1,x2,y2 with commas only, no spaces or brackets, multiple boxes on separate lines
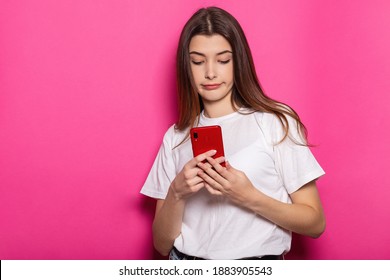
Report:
194,132,198,139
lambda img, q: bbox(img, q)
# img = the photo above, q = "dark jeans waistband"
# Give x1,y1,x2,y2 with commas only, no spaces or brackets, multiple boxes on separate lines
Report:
171,247,283,260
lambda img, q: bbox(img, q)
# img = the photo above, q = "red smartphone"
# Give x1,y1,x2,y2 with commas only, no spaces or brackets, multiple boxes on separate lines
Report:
190,125,225,167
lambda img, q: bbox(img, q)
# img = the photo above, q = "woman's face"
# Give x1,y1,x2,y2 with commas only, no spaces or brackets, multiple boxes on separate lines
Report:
189,34,234,109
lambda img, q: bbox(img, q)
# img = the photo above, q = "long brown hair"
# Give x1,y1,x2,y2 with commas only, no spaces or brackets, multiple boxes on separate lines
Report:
175,6,308,145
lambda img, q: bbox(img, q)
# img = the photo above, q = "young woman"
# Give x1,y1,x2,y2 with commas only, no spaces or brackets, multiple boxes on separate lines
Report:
141,7,325,260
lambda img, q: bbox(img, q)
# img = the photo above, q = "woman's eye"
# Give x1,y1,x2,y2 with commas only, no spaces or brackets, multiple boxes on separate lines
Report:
191,60,204,65
219,59,231,64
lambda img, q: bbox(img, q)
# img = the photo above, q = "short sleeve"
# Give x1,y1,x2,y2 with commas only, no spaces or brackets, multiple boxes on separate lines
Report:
140,127,177,199
269,114,325,194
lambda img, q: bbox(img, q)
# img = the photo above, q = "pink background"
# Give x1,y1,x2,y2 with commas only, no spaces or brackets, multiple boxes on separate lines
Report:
1,0,389,260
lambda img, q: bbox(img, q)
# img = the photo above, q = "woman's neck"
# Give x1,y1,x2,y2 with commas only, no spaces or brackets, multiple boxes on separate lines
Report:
203,100,238,118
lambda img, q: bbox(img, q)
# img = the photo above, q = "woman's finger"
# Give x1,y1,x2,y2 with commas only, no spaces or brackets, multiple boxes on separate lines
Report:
195,149,217,163
198,168,225,191
204,183,223,196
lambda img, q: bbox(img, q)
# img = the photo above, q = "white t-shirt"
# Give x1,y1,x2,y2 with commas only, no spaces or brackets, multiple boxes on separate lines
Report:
141,108,325,259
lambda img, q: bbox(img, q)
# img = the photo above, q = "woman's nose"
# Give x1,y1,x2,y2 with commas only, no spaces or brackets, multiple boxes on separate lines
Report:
205,62,217,80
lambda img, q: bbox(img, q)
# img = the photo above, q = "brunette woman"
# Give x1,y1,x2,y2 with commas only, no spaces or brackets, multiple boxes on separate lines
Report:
141,6,325,260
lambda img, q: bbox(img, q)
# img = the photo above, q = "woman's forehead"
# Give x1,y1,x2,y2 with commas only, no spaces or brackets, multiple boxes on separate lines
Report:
189,34,232,55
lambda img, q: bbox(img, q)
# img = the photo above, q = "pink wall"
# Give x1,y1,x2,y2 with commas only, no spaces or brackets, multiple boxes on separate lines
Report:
1,0,389,260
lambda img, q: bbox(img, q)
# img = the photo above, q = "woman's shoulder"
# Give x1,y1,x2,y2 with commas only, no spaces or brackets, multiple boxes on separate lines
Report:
251,109,298,129
250,110,280,128
251,110,304,144
162,123,190,147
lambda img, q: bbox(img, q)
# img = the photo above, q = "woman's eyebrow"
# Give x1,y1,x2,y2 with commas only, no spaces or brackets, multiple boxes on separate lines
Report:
189,50,233,56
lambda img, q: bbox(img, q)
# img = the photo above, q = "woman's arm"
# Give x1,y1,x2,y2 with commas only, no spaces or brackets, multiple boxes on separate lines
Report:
152,193,185,256
198,157,325,238
152,150,224,256
245,180,325,238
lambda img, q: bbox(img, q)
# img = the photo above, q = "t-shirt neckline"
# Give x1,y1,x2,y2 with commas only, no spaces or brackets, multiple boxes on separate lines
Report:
199,108,249,126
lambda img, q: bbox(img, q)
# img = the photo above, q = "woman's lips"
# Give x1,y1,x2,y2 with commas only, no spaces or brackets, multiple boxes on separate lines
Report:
202,83,222,90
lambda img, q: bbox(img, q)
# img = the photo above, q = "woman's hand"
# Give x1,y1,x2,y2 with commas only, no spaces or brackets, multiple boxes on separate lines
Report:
197,156,257,205
170,150,225,201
